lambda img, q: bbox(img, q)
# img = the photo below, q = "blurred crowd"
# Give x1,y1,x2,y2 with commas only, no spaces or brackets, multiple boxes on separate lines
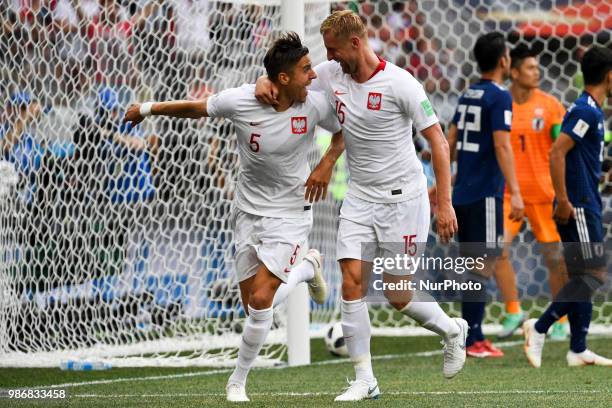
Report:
0,0,256,212
0,1,221,295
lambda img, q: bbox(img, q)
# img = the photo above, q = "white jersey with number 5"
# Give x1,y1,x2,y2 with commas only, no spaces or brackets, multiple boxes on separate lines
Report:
206,84,341,218
310,59,439,203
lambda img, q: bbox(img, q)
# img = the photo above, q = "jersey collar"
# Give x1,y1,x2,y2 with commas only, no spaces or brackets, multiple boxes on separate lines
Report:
582,90,602,110
367,57,386,81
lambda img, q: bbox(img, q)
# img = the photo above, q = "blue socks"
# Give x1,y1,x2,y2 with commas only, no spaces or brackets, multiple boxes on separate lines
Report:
462,274,488,346
568,302,592,353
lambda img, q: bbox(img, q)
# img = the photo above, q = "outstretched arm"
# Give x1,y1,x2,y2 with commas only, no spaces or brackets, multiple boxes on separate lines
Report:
123,100,209,126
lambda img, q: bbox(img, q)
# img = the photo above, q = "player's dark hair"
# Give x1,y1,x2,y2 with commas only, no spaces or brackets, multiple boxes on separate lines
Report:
474,32,507,73
510,44,538,69
581,46,612,86
264,31,309,82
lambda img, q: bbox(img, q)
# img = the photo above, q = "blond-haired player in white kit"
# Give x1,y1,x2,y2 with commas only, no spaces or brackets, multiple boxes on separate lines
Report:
257,11,468,401
123,32,342,402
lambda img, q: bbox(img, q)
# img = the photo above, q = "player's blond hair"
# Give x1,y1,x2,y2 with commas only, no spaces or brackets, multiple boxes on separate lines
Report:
320,10,367,39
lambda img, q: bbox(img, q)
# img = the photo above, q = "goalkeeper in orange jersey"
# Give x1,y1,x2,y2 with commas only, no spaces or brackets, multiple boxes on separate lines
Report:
495,44,569,340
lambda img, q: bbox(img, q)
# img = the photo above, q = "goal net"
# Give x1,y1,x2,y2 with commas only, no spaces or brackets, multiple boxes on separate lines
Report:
0,0,330,368
0,0,610,368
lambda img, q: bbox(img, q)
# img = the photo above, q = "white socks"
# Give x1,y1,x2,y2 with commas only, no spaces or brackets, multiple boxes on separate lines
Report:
341,298,374,382
228,260,315,387
272,259,315,306
228,305,273,386
400,291,459,341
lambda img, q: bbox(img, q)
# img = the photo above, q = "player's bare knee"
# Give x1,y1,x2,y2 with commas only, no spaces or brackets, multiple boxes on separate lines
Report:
342,276,362,300
248,286,275,310
388,299,409,311
340,259,363,300
384,288,412,310
248,293,271,309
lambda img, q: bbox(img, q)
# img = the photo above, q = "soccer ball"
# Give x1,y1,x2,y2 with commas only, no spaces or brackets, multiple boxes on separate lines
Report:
324,322,349,357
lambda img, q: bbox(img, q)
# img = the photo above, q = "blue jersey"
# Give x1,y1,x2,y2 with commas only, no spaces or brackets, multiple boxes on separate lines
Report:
560,91,605,215
452,80,512,205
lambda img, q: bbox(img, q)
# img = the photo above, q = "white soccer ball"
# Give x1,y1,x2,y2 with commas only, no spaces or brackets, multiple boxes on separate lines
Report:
324,321,349,357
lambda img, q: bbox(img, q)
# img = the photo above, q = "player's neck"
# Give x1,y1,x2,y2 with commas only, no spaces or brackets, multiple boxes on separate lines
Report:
510,84,534,105
480,70,505,85
584,85,606,107
351,48,380,83
274,88,294,112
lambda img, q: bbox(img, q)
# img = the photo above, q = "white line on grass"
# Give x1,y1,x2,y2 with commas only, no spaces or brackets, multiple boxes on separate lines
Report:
36,340,525,390
71,389,610,398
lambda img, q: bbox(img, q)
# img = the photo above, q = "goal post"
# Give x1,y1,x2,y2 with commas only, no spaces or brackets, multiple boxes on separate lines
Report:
283,0,310,368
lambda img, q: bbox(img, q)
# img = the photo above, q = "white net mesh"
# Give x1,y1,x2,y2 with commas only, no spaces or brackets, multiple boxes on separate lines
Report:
0,0,330,368
0,0,610,368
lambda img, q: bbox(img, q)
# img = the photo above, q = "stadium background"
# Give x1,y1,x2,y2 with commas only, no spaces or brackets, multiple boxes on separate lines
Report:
0,0,610,367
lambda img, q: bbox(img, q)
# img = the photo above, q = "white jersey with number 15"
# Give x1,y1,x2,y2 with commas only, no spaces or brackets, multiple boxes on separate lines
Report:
310,60,439,204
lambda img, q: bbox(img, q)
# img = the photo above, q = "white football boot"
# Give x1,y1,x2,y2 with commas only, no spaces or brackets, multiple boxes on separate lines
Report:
335,378,380,401
442,318,468,379
567,349,612,367
304,249,328,305
523,318,546,368
226,382,249,402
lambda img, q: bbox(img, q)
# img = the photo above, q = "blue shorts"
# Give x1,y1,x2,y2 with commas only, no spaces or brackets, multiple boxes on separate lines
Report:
454,196,503,256
556,207,605,270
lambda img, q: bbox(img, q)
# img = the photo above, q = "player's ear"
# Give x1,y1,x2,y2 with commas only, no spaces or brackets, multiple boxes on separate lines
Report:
278,72,290,86
510,66,519,81
350,35,360,49
500,54,509,70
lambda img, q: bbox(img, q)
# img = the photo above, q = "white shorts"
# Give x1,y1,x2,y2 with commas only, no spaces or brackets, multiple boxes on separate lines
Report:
231,208,312,283
336,192,430,271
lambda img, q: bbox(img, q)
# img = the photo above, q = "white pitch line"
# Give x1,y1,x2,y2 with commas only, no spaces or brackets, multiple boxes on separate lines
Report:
36,340,525,390
71,389,610,398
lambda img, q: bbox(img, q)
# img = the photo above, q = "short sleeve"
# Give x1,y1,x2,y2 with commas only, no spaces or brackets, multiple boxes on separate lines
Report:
311,92,341,134
206,86,245,119
490,90,512,132
394,72,439,131
561,106,595,144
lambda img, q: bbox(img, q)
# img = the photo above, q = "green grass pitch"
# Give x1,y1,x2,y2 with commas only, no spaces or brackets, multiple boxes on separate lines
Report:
1,335,610,407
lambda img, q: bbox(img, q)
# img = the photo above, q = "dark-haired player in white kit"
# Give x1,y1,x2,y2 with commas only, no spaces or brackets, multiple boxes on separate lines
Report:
123,32,342,402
